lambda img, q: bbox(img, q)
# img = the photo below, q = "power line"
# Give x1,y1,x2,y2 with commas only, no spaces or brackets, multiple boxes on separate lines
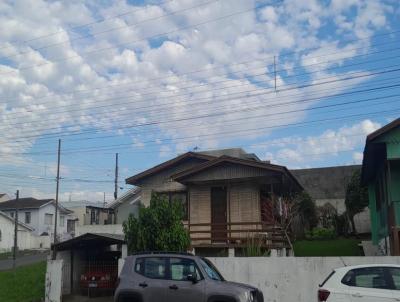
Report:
5,66,400,142
1,0,221,61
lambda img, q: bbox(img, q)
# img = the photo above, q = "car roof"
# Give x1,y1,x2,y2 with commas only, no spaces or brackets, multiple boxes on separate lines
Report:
334,264,400,272
126,252,196,260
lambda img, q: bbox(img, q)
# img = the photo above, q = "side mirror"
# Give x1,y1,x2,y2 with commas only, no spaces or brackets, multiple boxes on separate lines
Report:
187,273,198,284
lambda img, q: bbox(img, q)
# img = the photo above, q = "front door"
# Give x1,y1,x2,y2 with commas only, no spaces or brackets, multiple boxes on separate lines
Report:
211,187,227,243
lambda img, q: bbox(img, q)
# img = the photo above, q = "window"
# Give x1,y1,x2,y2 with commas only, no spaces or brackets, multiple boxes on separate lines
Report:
199,258,224,281
25,212,31,224
60,215,65,227
170,258,202,281
44,213,53,225
135,257,167,279
342,267,390,289
159,191,188,221
389,267,400,290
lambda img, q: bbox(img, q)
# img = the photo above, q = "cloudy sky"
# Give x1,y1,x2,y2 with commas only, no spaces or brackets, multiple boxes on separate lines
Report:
0,0,399,202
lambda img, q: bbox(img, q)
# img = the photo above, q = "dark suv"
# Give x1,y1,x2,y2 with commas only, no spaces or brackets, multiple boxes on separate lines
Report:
115,252,263,302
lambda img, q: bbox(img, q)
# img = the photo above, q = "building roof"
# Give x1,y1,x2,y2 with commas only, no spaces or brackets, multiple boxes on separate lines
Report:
172,155,303,190
107,187,141,209
366,118,400,142
126,152,215,185
0,210,33,231
0,197,72,213
52,232,125,251
362,118,400,184
291,165,361,200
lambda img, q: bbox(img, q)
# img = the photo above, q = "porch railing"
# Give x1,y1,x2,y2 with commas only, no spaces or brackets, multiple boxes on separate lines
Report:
186,222,289,249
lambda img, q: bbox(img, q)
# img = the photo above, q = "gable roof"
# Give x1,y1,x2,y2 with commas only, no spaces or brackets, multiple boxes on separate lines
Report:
0,197,72,213
0,211,33,231
366,118,400,142
172,155,303,190
125,152,215,185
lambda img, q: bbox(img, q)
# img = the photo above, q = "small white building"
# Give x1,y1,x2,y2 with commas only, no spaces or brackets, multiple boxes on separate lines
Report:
107,187,141,224
0,211,49,252
0,193,10,202
0,197,77,241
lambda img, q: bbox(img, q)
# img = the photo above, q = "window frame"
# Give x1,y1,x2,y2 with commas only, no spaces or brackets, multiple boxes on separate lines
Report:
134,257,168,280
168,257,204,282
25,212,31,224
159,191,189,221
341,267,393,290
44,213,53,225
59,215,65,227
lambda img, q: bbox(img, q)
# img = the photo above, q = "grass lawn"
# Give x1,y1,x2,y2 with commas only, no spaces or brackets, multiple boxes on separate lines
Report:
293,238,363,256
0,262,46,302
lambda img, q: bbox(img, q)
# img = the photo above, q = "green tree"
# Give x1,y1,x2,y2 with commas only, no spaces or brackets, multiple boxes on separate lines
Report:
123,193,191,253
345,170,369,234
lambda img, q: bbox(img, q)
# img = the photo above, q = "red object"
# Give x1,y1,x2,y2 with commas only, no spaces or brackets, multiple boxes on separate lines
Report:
318,289,330,302
80,268,118,289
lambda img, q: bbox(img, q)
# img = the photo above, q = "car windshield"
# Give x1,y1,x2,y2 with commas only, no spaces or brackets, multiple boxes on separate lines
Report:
199,258,225,281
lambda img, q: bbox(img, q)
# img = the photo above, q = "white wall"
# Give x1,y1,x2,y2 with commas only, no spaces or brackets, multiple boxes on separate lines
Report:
75,224,123,236
0,214,51,252
2,204,74,239
45,260,63,302
208,257,400,302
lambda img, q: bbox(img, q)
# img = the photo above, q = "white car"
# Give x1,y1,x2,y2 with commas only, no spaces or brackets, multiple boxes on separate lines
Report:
318,264,400,301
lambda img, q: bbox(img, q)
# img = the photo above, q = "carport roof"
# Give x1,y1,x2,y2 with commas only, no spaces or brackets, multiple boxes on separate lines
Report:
53,233,125,251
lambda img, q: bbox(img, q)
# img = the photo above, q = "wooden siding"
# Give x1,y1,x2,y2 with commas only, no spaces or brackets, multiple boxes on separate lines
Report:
189,182,262,244
181,162,279,182
137,157,206,206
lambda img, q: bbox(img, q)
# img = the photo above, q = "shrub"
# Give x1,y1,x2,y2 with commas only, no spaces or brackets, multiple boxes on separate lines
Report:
305,227,336,240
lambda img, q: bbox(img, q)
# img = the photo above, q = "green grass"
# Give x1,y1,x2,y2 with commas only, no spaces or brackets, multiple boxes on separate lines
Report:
0,250,45,260
293,238,363,256
0,262,46,302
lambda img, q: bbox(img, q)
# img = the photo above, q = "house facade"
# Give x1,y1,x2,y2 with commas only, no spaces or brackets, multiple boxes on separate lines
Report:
0,198,76,241
107,187,141,224
0,211,34,252
362,118,400,255
125,148,302,254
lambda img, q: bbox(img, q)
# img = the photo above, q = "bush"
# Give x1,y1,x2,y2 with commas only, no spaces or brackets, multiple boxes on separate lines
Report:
305,227,336,240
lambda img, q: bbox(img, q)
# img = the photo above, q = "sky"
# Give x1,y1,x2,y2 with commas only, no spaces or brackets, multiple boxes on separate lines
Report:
0,0,399,202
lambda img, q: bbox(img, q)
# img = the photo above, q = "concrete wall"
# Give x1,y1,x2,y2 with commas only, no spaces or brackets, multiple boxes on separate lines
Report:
75,224,123,236
208,257,400,302
45,260,63,302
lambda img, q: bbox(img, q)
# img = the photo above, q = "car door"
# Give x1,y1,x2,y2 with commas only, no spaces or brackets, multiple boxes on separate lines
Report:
387,267,400,301
134,257,168,302
342,267,394,302
164,257,205,302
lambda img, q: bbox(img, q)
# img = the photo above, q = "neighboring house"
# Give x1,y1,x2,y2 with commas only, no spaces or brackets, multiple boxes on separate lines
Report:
0,198,76,241
0,211,49,252
291,165,371,234
107,187,141,224
362,118,400,255
0,193,10,202
125,148,302,255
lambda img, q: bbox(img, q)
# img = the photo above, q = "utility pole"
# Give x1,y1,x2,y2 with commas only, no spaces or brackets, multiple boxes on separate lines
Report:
13,190,19,271
114,153,118,200
52,139,61,260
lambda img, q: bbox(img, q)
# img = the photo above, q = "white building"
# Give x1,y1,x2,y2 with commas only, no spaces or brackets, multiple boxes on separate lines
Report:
0,211,49,252
0,193,10,202
0,197,77,241
107,187,141,224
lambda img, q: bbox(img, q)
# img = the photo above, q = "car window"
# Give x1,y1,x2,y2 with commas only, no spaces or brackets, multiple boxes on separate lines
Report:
341,267,390,289
388,267,400,290
199,258,224,281
169,258,202,281
135,257,167,279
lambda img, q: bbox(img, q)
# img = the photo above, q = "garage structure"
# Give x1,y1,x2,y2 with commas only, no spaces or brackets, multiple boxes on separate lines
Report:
52,233,126,298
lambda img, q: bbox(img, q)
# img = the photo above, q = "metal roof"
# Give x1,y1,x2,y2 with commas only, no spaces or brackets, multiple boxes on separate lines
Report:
52,232,125,251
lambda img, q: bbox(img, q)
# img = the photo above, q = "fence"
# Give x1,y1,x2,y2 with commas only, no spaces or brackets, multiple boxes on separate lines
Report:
208,256,400,302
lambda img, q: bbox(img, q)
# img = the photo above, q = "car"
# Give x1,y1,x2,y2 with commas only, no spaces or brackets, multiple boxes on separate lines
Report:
114,252,264,302
318,264,400,301
80,267,118,290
